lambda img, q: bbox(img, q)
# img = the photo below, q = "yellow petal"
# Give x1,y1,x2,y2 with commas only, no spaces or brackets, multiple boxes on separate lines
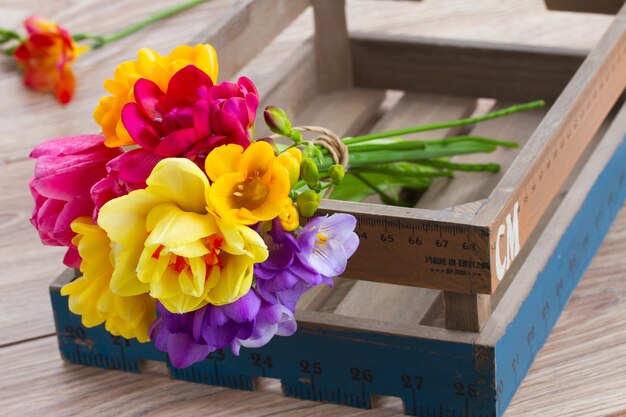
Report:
146,158,210,214
204,144,243,182
98,189,159,245
205,253,253,305
239,141,275,178
145,202,217,249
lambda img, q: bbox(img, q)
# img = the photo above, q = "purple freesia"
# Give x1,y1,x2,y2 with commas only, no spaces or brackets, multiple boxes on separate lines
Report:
150,290,296,368
298,213,360,277
255,219,331,311
29,134,122,267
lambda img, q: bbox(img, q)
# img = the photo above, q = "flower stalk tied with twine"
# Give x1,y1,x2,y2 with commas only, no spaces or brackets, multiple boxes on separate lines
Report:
28,37,545,368
264,100,544,208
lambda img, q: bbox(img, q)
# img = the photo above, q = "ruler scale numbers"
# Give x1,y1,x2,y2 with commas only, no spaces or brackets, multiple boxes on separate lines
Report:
46,2,626,415
50,129,626,415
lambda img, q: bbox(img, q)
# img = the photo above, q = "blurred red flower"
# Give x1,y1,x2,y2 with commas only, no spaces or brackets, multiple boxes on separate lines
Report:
13,16,87,104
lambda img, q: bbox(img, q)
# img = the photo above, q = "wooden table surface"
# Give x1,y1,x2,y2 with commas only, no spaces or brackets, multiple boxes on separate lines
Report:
1,1,625,416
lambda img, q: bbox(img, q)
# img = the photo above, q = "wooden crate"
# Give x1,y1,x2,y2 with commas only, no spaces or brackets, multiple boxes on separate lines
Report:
49,1,626,416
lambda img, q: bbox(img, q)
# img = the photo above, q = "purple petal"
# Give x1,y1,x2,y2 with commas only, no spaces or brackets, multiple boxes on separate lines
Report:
167,333,212,368
318,213,357,242
309,239,347,277
343,232,360,259
201,322,239,349
222,290,261,323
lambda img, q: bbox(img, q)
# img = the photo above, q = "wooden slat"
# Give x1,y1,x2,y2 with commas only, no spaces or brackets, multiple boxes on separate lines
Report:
545,0,625,14
191,0,310,80
419,103,548,211
351,32,587,102
255,39,318,137
479,98,626,346
333,94,476,323
289,88,386,311
312,0,353,92
443,292,491,332
477,4,626,291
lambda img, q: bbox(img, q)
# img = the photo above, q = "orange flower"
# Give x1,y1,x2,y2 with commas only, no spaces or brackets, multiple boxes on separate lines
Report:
13,16,87,104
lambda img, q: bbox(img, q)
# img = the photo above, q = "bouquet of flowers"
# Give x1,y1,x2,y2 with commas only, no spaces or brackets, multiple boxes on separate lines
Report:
29,42,541,368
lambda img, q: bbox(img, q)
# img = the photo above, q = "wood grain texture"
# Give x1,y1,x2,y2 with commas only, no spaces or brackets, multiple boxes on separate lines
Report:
478,6,626,291
544,0,625,14
312,0,354,92
190,0,309,80
0,0,625,416
351,33,587,102
333,94,475,324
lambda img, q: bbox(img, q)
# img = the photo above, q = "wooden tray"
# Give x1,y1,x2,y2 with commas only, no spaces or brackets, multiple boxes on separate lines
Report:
49,1,626,416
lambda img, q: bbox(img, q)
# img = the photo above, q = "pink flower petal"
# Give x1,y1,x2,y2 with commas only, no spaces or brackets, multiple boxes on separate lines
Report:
154,128,198,157
121,102,162,150
167,65,213,103
134,78,165,121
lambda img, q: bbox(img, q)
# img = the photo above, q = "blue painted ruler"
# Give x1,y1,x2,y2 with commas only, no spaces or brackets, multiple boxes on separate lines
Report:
50,125,626,416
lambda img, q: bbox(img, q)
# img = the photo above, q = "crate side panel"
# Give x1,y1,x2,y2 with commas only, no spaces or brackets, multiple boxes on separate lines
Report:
50,280,495,416
494,133,626,415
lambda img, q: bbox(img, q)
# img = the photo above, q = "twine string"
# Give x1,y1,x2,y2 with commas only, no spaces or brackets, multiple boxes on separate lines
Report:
269,125,348,197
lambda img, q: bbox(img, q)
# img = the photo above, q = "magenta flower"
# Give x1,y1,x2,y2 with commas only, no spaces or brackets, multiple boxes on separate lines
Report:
121,64,259,163
90,148,162,214
29,134,122,267
89,65,260,211
150,290,296,368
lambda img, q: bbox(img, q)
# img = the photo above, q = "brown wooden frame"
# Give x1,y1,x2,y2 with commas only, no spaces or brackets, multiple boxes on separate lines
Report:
194,0,626,331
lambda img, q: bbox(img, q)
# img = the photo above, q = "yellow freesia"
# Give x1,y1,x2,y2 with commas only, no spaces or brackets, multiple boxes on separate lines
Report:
60,217,156,342
205,142,291,225
94,44,219,147
279,197,299,231
277,147,302,187
98,158,268,313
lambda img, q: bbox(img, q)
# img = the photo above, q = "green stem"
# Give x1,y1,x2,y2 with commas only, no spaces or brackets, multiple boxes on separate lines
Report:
321,141,498,171
350,166,453,178
418,160,501,172
346,136,518,154
88,0,207,48
344,100,544,145
351,172,410,207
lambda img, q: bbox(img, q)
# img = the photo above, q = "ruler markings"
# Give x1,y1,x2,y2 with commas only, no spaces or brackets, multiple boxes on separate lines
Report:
50,130,626,415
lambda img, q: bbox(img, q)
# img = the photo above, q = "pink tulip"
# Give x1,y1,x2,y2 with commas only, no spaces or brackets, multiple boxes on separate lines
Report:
91,149,163,215
29,134,122,267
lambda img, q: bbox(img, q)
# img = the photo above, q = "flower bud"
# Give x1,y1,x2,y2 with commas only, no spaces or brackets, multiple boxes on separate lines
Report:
328,164,345,185
297,190,321,217
300,157,320,188
264,106,293,137
279,198,300,231
277,148,302,187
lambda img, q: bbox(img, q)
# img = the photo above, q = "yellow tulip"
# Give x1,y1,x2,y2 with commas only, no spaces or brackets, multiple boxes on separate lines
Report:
94,44,219,147
205,142,291,225
98,158,268,313
60,217,156,342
